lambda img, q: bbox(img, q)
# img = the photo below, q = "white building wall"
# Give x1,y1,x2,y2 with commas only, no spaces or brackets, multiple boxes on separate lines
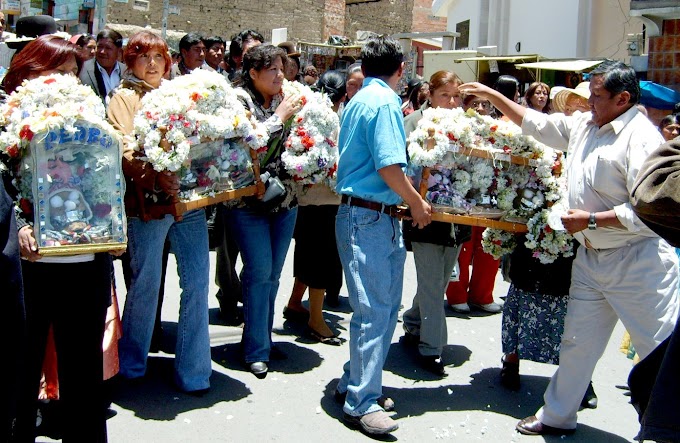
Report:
503,0,581,58
434,0,637,59
440,0,484,49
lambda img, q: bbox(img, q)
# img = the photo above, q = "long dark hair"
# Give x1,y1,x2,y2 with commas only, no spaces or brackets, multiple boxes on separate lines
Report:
3,35,82,94
316,70,346,105
238,44,287,105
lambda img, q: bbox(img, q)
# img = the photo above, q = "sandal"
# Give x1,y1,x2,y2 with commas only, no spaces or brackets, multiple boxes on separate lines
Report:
307,327,342,346
500,357,520,391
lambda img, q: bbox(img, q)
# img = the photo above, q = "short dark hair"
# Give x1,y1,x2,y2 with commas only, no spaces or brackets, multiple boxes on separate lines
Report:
589,59,640,104
229,29,264,61
316,69,346,104
360,36,403,79
659,113,680,131
239,44,286,104
179,32,204,52
96,29,123,48
202,35,225,49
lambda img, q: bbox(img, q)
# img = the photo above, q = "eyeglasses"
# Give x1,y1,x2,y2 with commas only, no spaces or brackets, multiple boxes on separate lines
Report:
470,100,492,110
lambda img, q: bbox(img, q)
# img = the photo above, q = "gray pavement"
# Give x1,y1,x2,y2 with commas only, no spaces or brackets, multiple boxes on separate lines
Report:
71,243,639,442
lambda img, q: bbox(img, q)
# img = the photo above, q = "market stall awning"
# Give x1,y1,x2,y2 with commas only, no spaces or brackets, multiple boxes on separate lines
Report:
640,81,680,110
456,55,542,63
515,60,603,72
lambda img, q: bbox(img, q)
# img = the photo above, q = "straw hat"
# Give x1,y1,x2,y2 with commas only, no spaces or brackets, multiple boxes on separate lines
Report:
552,82,590,113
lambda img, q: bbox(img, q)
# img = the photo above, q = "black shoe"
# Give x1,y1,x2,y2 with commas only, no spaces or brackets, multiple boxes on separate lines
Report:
307,327,343,346
283,306,310,323
219,305,244,327
420,355,447,376
500,358,520,391
581,381,598,409
401,331,419,347
249,362,268,379
516,415,576,436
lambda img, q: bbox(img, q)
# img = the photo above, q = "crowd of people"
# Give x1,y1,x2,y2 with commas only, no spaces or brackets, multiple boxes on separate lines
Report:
1,14,679,442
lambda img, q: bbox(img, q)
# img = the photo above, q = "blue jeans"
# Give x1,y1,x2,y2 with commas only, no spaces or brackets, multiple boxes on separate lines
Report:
226,207,297,363
335,204,405,416
119,209,212,392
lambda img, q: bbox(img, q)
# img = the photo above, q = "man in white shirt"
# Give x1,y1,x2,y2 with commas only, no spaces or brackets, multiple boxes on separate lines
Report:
79,29,125,105
459,60,679,436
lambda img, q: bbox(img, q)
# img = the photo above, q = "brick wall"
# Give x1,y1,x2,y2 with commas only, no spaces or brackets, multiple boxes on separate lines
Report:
648,18,680,92
345,0,415,38
411,0,446,33
323,0,345,41
107,0,330,42
107,0,437,43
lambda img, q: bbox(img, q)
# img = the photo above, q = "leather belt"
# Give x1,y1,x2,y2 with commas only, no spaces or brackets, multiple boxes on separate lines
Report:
340,195,407,218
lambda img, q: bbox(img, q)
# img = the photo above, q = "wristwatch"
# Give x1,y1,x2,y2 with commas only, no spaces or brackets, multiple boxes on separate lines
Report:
588,212,597,230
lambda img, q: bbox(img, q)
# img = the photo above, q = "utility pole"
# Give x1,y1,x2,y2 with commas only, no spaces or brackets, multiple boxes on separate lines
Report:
161,0,169,39
93,0,107,34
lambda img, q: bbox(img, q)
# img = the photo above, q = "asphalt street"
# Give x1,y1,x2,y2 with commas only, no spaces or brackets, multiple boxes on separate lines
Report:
44,242,641,442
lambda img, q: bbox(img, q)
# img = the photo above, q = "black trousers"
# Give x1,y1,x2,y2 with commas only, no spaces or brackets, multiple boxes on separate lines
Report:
14,255,110,443
0,178,25,441
214,204,243,311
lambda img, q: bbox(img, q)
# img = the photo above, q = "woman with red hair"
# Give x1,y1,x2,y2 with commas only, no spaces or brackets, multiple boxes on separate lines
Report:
107,31,213,394
2,34,82,94
2,35,110,442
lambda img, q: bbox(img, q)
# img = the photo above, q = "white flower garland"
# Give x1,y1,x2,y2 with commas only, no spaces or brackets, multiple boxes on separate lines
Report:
524,206,575,264
133,69,268,172
0,74,116,159
406,106,574,263
481,228,517,259
281,80,339,185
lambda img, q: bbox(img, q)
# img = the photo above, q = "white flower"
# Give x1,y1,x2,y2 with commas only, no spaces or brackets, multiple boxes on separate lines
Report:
0,74,117,158
481,228,517,259
281,80,339,186
524,208,575,264
133,69,267,172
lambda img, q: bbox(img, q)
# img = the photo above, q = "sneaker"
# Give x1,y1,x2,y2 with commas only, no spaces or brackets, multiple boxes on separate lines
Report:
471,302,502,313
343,410,398,435
334,390,395,412
449,302,471,313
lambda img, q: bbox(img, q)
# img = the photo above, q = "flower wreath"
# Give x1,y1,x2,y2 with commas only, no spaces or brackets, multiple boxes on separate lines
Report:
0,74,115,159
524,207,575,264
481,228,517,259
133,69,268,172
281,80,339,185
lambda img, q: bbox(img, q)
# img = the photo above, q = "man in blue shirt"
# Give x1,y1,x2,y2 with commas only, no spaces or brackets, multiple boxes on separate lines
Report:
334,36,432,435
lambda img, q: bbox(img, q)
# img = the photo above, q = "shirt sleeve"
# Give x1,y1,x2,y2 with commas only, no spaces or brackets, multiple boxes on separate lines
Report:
615,130,665,232
521,108,573,151
367,103,407,170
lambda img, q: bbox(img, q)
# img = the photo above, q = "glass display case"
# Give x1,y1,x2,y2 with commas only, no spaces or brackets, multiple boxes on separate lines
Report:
27,121,127,256
177,137,256,205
